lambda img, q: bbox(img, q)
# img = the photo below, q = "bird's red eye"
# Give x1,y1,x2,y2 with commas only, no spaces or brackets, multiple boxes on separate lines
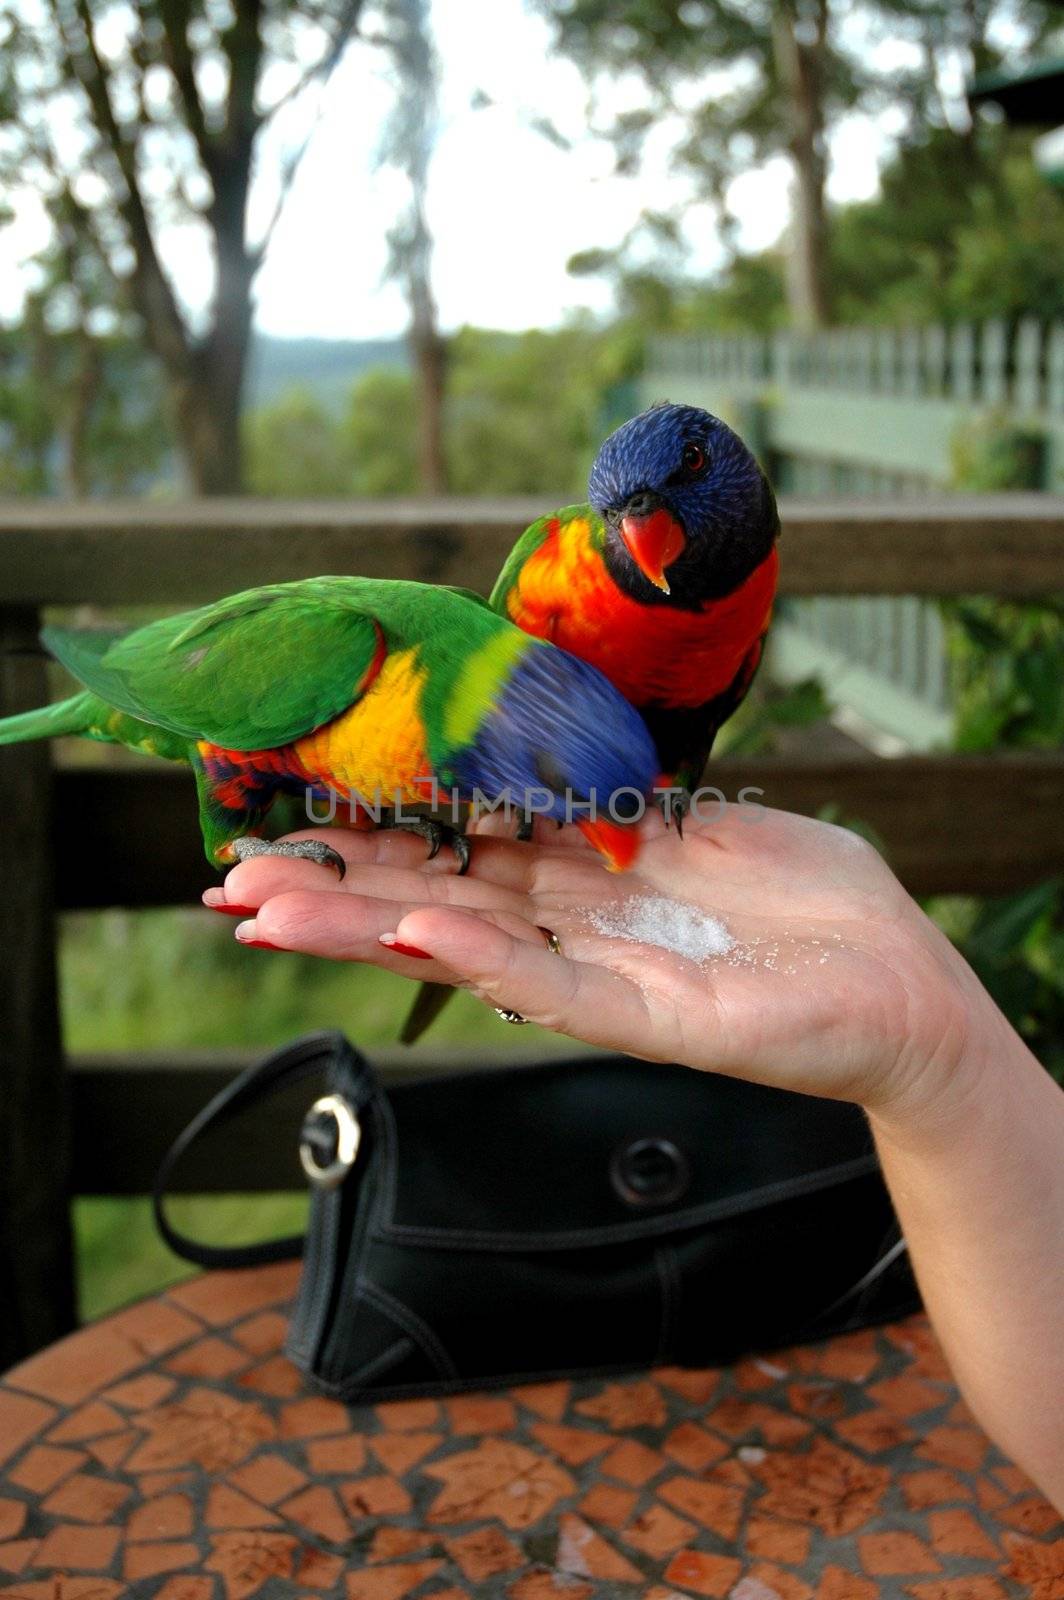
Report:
682,442,706,473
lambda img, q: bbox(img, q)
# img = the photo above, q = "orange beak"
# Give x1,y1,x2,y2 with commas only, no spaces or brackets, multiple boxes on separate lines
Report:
619,508,686,594
576,816,641,872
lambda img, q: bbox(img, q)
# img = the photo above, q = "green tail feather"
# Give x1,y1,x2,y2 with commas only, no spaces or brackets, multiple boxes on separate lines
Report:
0,692,96,745
399,980,456,1045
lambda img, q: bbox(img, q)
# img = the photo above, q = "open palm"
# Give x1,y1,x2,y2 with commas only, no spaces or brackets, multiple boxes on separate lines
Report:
212,802,983,1118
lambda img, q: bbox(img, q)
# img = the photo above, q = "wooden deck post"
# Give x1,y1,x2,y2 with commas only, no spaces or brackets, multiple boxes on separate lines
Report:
0,605,76,1362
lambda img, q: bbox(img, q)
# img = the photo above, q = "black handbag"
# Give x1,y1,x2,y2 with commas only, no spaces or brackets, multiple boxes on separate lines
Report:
154,1030,919,1401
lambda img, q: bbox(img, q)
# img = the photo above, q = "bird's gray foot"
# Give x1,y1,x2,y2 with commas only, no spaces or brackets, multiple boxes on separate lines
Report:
515,811,534,843
387,816,470,874
657,786,692,838
231,835,347,879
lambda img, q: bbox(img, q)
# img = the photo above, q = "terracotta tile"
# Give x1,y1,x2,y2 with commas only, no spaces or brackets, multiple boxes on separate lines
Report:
1001,1533,1064,1600
834,1408,913,1454
445,1395,516,1434
445,1526,524,1581
975,1478,1009,1512
421,1590,470,1600
204,1529,300,1600
41,1472,132,1523
125,1386,276,1472
644,1589,697,1600
600,1438,667,1486
85,1431,137,1469
528,1422,612,1466
927,1509,1000,1560
915,1426,988,1474
997,1496,1062,1536
345,1561,443,1600
0,1538,40,1575
735,1357,783,1391
575,1379,666,1429
900,1469,974,1510
858,1531,942,1575
754,1437,891,1536
662,1421,729,1473
655,1366,721,1404
887,1319,953,1382
2,1581,125,1600
577,1483,638,1529
167,1337,249,1380
658,1475,746,1541
7,1443,86,1493
228,1452,308,1506
946,1399,977,1426
745,1517,812,1564
124,1541,200,1580
109,1297,204,1354
5,1321,147,1407
296,1548,347,1589
510,1380,570,1421
424,1438,575,1530
738,1565,814,1600
103,1374,177,1410
370,1431,442,1475
34,1521,123,1570
507,1572,592,1600
555,1511,644,1584
708,1457,757,1490
993,1462,1039,1497
46,1401,126,1443
902,1583,1008,1600
813,1329,880,1382
815,1566,879,1600
620,1504,697,1560
236,1356,303,1397
304,1435,366,1475
374,1397,440,1431
868,1374,947,1415
706,1398,809,1446
278,1484,351,1542
232,1312,289,1355
154,1579,216,1600
279,1396,349,1439
126,1494,195,1541
787,1382,846,1420
167,1261,300,1324
368,1528,436,1563
0,1503,25,1542
136,1471,195,1497
206,1484,283,1529
339,1473,413,1518
663,1548,742,1597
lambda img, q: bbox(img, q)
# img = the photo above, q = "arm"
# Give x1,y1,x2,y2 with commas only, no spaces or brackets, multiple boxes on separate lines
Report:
206,806,1064,1506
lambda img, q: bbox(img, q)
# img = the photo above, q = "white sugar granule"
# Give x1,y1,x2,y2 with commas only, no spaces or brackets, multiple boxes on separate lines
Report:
587,895,734,961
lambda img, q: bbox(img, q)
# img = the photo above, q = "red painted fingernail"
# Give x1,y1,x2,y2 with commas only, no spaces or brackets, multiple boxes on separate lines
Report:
379,934,433,960
210,902,258,917
241,938,285,951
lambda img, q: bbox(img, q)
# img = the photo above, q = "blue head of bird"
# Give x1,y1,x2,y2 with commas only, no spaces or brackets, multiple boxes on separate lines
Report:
450,641,660,870
587,402,779,607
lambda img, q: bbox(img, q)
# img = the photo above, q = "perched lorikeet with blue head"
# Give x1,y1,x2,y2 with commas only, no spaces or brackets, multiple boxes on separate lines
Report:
400,401,779,1041
0,577,659,876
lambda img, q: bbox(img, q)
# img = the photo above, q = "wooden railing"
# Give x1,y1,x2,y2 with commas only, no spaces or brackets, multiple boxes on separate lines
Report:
3,495,1064,1361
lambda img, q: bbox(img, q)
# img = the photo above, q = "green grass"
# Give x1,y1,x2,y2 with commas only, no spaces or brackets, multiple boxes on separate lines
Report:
62,904,580,1321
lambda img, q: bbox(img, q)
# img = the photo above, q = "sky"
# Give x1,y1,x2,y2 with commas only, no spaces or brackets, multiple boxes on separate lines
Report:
0,0,976,342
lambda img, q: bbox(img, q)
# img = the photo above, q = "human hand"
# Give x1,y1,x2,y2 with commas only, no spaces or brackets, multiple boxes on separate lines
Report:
206,803,1009,1127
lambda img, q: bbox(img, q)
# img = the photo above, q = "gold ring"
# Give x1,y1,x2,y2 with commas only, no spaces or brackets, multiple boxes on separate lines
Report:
495,927,562,1023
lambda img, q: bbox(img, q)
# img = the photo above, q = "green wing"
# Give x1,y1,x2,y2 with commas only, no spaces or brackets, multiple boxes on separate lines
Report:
42,578,387,751
489,503,602,614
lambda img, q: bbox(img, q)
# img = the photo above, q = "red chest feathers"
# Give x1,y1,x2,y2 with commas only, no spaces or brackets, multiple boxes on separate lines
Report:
505,518,778,710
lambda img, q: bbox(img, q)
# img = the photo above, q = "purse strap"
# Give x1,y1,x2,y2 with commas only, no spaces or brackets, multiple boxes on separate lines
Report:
153,1030,370,1270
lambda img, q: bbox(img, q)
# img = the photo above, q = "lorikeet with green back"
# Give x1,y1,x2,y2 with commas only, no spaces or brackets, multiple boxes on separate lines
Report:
0,577,659,876
401,402,779,1041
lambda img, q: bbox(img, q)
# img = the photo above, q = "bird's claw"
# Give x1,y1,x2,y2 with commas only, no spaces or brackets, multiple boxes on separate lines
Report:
231,835,347,879
388,816,471,874
657,786,692,838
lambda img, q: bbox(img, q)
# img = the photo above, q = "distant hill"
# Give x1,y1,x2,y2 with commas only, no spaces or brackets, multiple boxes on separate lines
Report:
247,334,408,414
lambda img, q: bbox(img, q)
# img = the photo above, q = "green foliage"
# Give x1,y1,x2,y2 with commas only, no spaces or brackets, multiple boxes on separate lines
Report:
245,388,355,498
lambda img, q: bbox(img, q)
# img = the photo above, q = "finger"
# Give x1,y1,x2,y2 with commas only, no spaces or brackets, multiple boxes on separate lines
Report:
387,905,656,1048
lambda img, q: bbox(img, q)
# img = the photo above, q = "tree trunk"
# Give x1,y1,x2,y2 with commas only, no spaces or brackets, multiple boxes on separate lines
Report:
773,1,833,331
63,332,103,498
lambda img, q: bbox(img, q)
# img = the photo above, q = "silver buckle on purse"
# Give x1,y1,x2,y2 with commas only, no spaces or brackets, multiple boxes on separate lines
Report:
299,1093,361,1189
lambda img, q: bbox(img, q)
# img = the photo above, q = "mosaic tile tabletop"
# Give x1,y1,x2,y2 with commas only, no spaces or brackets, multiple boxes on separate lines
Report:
0,1262,1061,1599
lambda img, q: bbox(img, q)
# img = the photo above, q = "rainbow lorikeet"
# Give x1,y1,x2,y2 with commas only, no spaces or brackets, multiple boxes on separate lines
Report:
400,402,779,1041
493,402,780,809
0,577,659,875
